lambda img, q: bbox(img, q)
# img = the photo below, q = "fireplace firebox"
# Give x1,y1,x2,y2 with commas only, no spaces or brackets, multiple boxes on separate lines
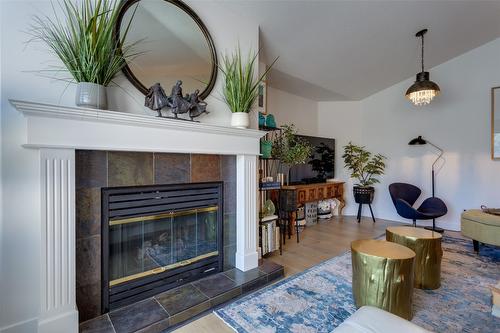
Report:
101,182,223,312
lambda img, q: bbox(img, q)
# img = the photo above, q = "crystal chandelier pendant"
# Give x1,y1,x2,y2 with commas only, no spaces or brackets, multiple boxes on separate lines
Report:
408,89,438,106
405,29,440,106
405,71,440,106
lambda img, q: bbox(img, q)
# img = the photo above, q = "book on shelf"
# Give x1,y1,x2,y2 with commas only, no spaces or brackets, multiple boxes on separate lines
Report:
259,182,281,190
261,214,278,223
260,219,279,255
268,223,273,252
275,226,280,251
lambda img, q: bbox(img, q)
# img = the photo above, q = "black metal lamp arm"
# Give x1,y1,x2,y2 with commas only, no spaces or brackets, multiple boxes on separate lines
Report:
426,140,443,197
427,141,444,170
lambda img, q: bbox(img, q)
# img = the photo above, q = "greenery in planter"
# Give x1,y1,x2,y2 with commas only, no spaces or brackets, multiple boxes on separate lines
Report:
272,124,313,166
342,142,386,187
219,46,277,113
29,0,141,86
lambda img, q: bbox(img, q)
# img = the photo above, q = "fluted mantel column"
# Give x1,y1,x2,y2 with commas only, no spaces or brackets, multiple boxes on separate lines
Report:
235,155,259,271
39,148,78,333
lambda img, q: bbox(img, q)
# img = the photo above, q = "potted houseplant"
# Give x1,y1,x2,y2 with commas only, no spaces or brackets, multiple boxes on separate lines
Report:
342,142,386,204
30,0,141,109
219,46,277,128
272,124,312,185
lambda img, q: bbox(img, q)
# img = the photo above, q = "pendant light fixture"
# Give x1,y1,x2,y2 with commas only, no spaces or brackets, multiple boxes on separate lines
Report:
406,29,440,106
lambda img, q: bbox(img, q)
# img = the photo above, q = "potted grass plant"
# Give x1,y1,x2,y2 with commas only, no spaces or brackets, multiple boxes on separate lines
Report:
30,0,141,109
342,142,386,204
219,46,277,128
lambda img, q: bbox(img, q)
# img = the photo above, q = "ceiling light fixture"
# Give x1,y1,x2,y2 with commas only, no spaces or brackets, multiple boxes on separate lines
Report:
406,29,441,106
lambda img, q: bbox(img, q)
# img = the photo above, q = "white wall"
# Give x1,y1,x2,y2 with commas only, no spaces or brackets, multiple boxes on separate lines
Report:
318,102,362,215
0,1,258,331
358,37,500,231
267,86,319,136
312,39,500,231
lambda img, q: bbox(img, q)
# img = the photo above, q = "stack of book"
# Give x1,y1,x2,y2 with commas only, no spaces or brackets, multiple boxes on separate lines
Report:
260,215,280,255
259,182,281,190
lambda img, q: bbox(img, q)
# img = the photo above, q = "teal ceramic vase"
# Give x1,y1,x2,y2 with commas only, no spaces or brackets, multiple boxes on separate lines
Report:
259,112,266,127
265,114,276,128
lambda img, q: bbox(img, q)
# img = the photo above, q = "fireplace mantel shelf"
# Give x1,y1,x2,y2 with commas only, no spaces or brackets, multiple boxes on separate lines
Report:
11,100,265,156
11,100,264,138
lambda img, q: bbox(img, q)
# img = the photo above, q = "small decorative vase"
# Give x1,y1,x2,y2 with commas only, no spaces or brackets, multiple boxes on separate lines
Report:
265,113,276,128
231,112,250,128
261,140,272,158
76,82,107,110
277,173,285,185
258,112,266,127
280,164,291,185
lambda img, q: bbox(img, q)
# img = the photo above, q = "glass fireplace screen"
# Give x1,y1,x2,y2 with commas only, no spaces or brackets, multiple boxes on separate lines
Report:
108,206,218,286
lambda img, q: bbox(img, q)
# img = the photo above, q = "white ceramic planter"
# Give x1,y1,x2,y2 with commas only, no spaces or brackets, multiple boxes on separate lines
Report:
75,82,107,109
231,112,250,129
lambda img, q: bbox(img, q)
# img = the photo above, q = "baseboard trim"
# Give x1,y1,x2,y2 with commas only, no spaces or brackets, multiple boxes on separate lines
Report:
0,317,38,333
38,310,78,333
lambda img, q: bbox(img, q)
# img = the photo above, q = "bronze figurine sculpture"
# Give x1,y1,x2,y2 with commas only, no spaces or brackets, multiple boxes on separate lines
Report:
188,89,208,120
145,83,169,117
169,80,192,118
144,81,208,121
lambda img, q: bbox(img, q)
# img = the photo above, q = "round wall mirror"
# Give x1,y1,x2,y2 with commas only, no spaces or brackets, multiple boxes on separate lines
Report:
117,0,217,99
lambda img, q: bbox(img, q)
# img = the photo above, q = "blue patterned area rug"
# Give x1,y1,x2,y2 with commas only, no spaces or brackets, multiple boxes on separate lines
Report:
215,235,500,332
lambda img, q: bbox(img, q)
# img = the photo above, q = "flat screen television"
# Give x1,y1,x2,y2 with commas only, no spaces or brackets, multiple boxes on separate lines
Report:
289,135,335,184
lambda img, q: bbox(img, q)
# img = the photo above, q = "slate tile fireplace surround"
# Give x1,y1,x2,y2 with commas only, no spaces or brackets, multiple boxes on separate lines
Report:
76,151,236,322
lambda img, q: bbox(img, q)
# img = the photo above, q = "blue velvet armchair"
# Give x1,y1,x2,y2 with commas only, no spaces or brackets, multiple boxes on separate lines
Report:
388,183,447,227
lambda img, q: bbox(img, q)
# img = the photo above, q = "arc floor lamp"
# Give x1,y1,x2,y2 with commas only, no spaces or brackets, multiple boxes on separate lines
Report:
408,135,445,232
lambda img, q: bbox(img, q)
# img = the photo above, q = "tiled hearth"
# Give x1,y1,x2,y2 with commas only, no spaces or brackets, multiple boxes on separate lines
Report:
80,260,284,333
75,151,237,322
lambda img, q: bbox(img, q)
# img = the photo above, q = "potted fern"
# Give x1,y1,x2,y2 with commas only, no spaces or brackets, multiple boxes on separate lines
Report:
342,142,386,204
219,46,277,128
30,0,141,109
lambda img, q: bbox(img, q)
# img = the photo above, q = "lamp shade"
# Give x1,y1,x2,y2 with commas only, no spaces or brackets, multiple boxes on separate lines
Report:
405,72,441,106
408,136,427,145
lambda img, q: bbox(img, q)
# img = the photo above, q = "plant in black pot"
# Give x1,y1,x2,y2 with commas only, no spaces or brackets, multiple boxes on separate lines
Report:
342,142,386,204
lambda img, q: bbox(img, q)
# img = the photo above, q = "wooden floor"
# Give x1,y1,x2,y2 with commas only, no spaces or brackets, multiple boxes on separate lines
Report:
173,216,406,333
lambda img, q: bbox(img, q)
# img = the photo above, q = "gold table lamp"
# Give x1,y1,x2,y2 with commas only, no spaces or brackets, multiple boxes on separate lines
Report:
351,239,416,320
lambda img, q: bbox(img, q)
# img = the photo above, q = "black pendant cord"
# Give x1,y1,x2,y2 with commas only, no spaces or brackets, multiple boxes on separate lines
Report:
421,33,425,73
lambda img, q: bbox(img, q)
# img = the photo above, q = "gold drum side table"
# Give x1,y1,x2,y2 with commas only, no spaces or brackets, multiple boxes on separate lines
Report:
386,226,443,290
351,239,416,320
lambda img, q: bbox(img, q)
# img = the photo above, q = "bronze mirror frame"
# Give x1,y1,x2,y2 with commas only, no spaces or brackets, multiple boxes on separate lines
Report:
115,0,218,99
491,87,500,160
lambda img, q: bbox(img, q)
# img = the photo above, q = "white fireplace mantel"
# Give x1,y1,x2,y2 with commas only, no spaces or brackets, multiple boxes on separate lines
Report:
11,100,264,155
10,100,264,333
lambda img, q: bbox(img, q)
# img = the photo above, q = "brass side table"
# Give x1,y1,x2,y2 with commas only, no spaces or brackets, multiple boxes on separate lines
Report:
351,239,416,320
386,226,443,290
